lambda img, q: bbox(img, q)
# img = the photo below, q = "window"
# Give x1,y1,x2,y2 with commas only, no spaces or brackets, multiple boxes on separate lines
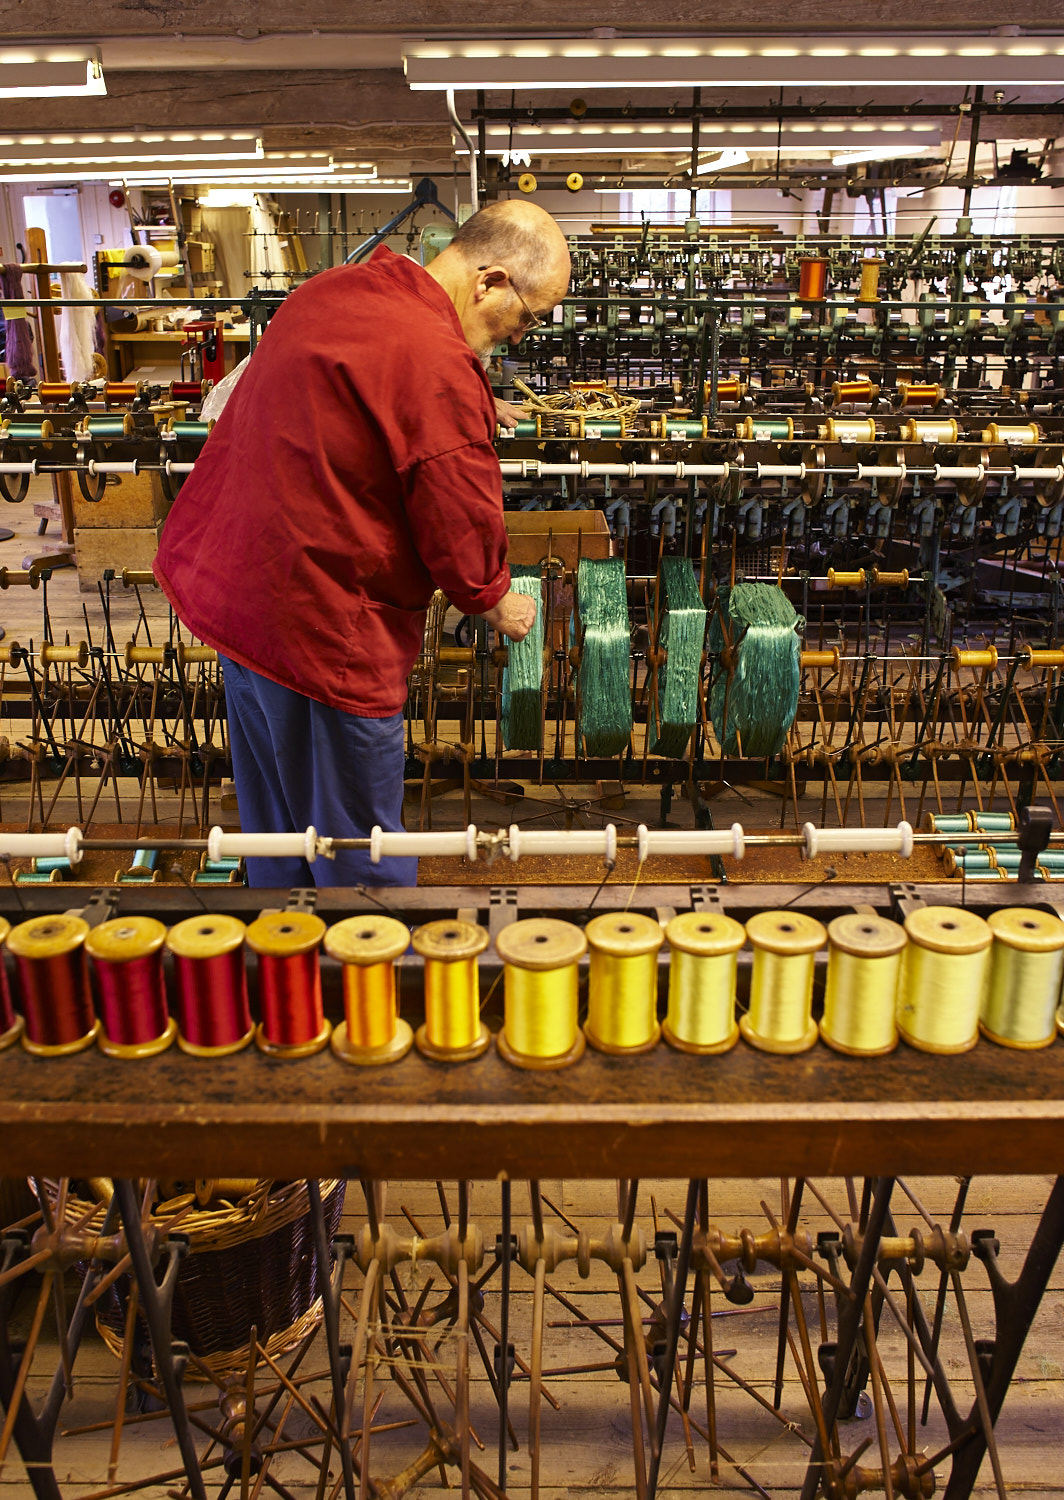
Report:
618,188,732,225
22,190,84,265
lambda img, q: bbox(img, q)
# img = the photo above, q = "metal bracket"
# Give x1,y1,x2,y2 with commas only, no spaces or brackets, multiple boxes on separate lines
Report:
488,886,521,941
690,884,725,914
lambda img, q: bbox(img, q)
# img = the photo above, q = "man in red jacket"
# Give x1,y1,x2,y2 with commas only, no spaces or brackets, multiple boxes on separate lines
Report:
154,199,571,886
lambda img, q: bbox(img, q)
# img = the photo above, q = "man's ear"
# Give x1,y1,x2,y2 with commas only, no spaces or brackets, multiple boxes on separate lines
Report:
476,265,509,300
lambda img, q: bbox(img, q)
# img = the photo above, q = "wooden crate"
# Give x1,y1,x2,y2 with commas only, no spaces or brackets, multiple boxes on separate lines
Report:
75,524,163,590
72,470,171,530
504,509,612,568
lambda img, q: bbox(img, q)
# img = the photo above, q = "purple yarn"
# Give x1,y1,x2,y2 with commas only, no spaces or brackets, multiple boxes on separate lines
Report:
0,263,36,379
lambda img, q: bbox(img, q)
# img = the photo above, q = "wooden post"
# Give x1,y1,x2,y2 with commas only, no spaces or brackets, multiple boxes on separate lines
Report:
24,225,75,549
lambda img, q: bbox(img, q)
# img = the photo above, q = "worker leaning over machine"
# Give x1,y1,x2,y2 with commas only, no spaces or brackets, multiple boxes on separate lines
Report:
154,199,572,887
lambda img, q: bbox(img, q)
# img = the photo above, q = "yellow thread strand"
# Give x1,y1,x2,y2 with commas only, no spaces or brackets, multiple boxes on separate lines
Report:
982,945,1064,1047
587,951,658,1050
505,965,580,1059
623,858,647,914
424,956,480,1050
821,946,902,1055
342,961,397,1050
747,950,816,1045
896,944,989,1053
667,949,738,1049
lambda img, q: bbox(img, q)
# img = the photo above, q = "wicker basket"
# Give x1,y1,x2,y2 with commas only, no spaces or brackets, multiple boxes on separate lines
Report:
39,1177,346,1376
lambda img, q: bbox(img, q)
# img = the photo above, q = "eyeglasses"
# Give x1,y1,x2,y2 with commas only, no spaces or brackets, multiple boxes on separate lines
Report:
479,265,544,331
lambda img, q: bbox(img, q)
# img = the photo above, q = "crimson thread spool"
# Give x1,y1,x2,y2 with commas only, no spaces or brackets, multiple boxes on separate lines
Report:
166,914,253,1057
325,914,413,1066
9,914,99,1056
86,915,176,1059
798,257,829,300
0,916,20,1051
412,919,491,1062
248,911,330,1058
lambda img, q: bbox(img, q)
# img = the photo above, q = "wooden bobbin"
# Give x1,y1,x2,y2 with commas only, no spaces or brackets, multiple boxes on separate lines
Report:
325,914,413,1067
663,911,745,1055
584,911,664,1056
897,906,992,1054
871,568,910,589
0,916,20,1052
412,919,491,1062
167,914,254,1056
248,911,330,1058
981,908,1064,1050
800,648,841,670
1020,647,1064,671
820,914,905,1057
495,918,588,1071
951,646,998,670
85,915,176,1059
827,568,866,590
741,911,825,1055
9,914,99,1056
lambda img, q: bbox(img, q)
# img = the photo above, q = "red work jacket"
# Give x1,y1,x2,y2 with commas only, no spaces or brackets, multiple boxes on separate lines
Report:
153,248,510,716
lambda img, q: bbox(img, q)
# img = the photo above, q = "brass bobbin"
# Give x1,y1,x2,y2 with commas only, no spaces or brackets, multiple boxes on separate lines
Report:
86,915,175,1060
166,913,254,1057
584,911,664,1056
662,910,745,1056
741,910,825,1055
820,913,905,1058
325,914,413,1067
247,911,330,1058
981,907,1064,1050
412,918,491,1062
9,913,100,1056
0,915,20,1052
897,906,991,1055
495,918,588,1071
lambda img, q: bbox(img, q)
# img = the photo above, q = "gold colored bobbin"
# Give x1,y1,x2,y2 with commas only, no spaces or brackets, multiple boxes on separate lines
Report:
7,912,90,961
819,913,905,1057
1020,646,1064,670
99,1015,179,1061
872,568,910,589
951,645,998,670
584,911,664,1056
23,1018,101,1057
741,910,825,1055
496,918,588,1071
246,910,326,957
801,648,840,670
897,905,991,1055
85,914,167,963
827,569,866,589
256,1019,332,1059
326,914,413,1067
980,907,1064,1050
663,911,744,1055
166,914,253,1058
413,919,491,1062
178,1025,255,1059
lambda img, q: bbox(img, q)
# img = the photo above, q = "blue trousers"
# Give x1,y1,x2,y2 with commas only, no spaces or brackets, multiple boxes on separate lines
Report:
220,656,417,889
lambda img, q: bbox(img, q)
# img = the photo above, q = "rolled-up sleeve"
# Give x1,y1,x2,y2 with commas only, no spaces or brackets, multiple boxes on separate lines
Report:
403,441,511,617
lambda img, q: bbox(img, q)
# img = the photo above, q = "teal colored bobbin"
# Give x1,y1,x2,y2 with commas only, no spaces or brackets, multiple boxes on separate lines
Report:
649,557,706,758
500,565,545,751
708,582,800,758
577,557,632,757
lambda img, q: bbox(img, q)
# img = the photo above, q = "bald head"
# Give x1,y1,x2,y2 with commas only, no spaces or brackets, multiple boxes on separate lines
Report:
448,199,571,297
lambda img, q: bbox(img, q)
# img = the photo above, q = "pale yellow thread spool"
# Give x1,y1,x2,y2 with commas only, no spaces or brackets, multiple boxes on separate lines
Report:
824,417,877,443
584,911,664,1055
495,918,587,1070
325,914,413,1066
896,906,991,1054
820,914,905,1057
412,918,490,1062
741,911,826,1054
663,911,745,1055
900,418,960,444
981,908,1064,1049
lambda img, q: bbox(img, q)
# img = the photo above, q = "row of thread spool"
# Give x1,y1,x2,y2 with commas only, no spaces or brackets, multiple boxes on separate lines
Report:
2,899,1064,1067
926,810,1064,882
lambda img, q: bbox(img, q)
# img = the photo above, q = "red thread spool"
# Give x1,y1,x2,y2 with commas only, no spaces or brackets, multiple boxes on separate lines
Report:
798,257,829,301
8,914,99,1056
36,383,73,405
247,912,330,1058
167,914,253,1056
169,381,206,402
86,916,176,1059
0,916,20,1051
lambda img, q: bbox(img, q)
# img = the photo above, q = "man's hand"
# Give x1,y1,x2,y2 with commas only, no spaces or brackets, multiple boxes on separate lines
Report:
484,590,537,641
494,395,526,429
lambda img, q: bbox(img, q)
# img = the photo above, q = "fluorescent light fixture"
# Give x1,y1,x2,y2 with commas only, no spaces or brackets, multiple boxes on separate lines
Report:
197,187,260,209
114,175,415,195
0,47,106,98
694,148,750,173
0,157,342,184
406,33,1064,88
0,132,264,165
461,122,938,158
832,145,933,166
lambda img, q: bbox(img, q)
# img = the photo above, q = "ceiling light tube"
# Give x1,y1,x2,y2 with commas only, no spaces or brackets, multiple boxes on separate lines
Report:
0,47,106,98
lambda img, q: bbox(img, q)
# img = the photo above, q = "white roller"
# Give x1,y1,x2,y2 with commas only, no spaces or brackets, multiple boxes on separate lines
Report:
88,460,139,475
756,464,805,480
0,462,36,475
207,826,318,863
803,821,913,858
507,824,617,861
0,827,82,864
933,465,984,482
635,824,745,861
369,824,477,864
856,464,905,480
120,245,164,281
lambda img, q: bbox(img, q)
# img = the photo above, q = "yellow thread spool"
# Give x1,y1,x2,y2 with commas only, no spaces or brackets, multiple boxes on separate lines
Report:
801,648,841,670
495,918,587,1070
325,914,413,1066
663,911,745,1055
900,418,960,443
827,568,867,590
981,908,1064,1049
584,911,664,1055
820,914,905,1057
412,919,490,1062
247,911,331,1059
1020,647,1064,671
858,258,884,302
897,906,992,1054
0,916,19,1052
951,645,998,670
824,418,877,443
741,911,826,1055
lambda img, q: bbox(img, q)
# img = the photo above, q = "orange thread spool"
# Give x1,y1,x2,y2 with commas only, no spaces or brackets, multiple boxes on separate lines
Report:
0,917,20,1051
248,911,330,1057
9,914,99,1055
325,914,413,1066
798,257,829,300
896,382,942,408
36,383,74,405
830,378,876,406
167,914,254,1056
86,916,176,1059
103,382,138,406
